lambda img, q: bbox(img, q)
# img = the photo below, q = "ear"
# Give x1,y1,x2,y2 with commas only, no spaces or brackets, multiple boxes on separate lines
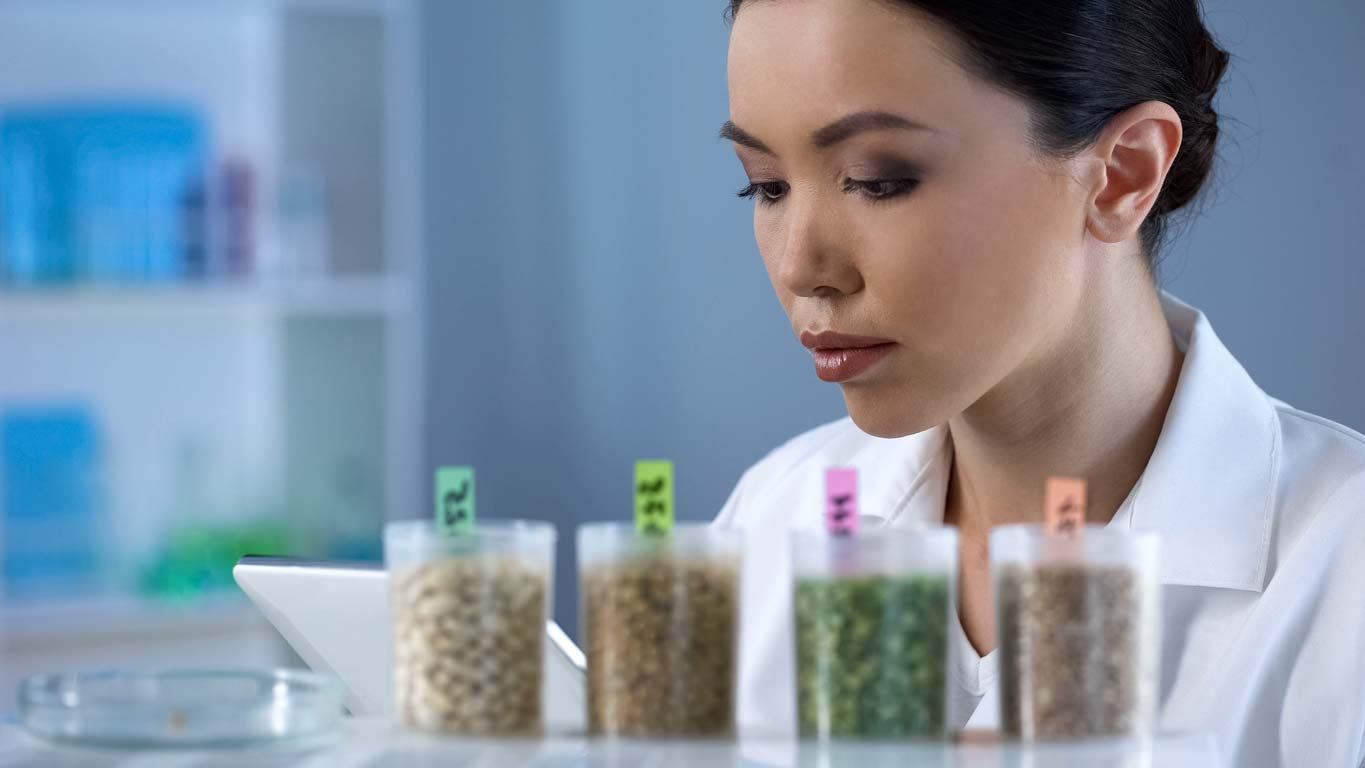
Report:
1084,101,1183,244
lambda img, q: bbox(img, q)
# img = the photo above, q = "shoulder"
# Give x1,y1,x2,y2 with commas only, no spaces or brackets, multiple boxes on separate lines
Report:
1275,400,1365,459
1273,401,1365,500
713,416,942,526
713,417,860,525
727,416,864,491
1269,409,1365,765
1269,400,1365,561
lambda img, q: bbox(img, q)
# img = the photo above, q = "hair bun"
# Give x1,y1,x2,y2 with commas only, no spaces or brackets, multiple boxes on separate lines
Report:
1152,26,1229,217
1193,27,1231,103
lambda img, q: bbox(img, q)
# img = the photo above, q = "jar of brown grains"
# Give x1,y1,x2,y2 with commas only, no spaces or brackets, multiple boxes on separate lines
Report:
578,522,741,739
991,524,1161,741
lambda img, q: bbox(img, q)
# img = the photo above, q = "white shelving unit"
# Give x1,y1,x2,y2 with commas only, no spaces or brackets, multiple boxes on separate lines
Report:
0,0,425,702
0,275,412,320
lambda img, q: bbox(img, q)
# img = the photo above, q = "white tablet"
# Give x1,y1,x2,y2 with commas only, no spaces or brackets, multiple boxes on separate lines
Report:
232,555,587,734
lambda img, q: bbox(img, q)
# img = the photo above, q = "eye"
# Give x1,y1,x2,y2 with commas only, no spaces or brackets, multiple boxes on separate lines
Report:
843,177,919,202
737,181,789,205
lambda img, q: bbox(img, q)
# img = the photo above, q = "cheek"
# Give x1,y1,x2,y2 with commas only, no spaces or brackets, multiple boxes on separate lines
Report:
754,208,796,311
862,159,1084,368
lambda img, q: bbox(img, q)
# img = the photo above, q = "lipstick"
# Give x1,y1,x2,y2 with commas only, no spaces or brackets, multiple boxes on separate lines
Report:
799,331,897,383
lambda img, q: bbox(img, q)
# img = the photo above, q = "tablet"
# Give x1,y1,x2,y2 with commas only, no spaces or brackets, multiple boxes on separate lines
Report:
232,555,587,734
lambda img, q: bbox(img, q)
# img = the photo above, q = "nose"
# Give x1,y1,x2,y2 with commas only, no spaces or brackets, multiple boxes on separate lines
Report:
769,193,863,299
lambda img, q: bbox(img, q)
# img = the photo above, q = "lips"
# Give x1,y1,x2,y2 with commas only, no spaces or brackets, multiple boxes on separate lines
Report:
799,331,897,383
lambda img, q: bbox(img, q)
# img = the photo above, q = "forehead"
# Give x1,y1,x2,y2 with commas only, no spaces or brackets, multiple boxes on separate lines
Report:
727,0,1026,148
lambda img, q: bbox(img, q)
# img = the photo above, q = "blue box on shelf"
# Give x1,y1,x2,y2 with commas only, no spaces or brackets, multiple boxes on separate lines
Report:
0,105,207,286
1,405,104,596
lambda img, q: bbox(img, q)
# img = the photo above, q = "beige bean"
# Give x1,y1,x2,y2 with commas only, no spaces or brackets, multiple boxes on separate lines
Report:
391,557,546,736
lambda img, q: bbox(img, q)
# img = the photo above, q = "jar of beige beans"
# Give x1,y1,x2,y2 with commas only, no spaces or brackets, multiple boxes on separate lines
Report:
385,520,555,737
578,523,741,738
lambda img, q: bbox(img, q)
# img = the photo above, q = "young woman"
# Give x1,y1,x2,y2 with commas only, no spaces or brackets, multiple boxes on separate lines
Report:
714,1,1365,765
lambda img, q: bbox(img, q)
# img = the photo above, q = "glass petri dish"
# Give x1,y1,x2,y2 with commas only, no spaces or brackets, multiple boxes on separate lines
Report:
18,669,344,749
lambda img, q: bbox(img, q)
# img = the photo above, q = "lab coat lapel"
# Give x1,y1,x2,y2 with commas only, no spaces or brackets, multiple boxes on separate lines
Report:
1127,296,1278,593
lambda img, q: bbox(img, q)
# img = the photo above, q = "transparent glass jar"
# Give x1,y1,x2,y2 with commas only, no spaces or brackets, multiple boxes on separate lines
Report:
791,525,956,740
991,524,1161,741
578,522,741,738
385,519,555,737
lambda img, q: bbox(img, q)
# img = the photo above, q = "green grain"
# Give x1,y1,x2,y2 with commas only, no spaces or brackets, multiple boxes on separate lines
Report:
794,574,949,739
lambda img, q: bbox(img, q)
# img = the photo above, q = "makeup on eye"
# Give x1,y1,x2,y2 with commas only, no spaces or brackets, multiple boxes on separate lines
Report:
842,176,920,202
736,180,788,204
735,169,921,205
735,146,926,204
839,155,924,197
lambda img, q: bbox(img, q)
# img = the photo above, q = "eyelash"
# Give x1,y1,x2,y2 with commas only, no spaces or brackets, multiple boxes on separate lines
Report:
736,178,920,206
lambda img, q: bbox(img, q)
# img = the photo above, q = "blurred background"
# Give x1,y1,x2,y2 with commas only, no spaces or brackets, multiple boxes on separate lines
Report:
0,0,1361,711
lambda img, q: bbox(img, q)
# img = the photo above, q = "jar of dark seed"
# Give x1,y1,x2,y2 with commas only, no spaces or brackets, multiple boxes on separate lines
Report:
991,524,1160,741
384,519,555,737
791,525,955,741
578,523,741,738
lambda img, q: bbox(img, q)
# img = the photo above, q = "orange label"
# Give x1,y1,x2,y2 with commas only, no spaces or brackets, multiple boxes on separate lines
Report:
1044,476,1087,537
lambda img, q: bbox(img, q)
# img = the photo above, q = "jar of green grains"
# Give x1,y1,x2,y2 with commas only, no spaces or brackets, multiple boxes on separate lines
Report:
991,524,1161,741
790,525,956,741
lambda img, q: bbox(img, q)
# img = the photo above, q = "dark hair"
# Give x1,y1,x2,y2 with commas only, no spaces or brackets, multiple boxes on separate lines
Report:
725,0,1230,267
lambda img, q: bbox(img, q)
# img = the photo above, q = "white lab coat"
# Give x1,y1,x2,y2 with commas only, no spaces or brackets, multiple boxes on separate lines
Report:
715,295,1365,768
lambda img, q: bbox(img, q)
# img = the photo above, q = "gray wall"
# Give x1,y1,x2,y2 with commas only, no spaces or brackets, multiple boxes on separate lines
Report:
1164,0,1365,423
422,0,1365,638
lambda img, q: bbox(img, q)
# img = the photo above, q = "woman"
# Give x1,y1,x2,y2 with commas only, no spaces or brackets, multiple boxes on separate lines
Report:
714,1,1365,765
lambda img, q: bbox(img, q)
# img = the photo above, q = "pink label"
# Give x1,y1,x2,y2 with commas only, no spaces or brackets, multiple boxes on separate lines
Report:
825,467,859,535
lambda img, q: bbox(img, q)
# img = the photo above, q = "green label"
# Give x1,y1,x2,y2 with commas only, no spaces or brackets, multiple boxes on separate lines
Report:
436,466,475,534
634,460,674,536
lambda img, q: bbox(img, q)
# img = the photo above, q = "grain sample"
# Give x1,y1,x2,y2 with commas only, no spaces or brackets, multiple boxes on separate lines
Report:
583,556,738,737
391,556,546,736
996,563,1155,739
794,574,950,739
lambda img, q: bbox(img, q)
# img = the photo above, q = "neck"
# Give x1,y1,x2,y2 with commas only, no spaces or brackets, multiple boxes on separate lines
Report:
945,250,1183,540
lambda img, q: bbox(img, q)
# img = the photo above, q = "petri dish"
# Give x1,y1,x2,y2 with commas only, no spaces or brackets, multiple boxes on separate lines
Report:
18,668,344,749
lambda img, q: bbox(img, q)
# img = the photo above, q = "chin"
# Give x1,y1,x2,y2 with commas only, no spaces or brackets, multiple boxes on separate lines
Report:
842,388,944,439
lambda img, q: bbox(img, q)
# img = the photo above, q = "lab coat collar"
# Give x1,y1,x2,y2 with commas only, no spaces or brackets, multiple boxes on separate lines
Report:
1129,294,1278,592
868,293,1277,593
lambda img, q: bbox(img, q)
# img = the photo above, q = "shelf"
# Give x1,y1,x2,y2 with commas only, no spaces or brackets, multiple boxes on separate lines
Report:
276,0,400,15
1,592,270,650
270,274,412,316
4,0,404,17
0,275,411,325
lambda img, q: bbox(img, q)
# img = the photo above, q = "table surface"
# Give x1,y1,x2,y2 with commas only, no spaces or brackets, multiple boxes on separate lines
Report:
0,718,1223,767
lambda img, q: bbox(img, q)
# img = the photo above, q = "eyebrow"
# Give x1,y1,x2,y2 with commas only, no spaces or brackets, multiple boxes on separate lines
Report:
719,110,938,154
812,111,937,148
718,120,772,153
